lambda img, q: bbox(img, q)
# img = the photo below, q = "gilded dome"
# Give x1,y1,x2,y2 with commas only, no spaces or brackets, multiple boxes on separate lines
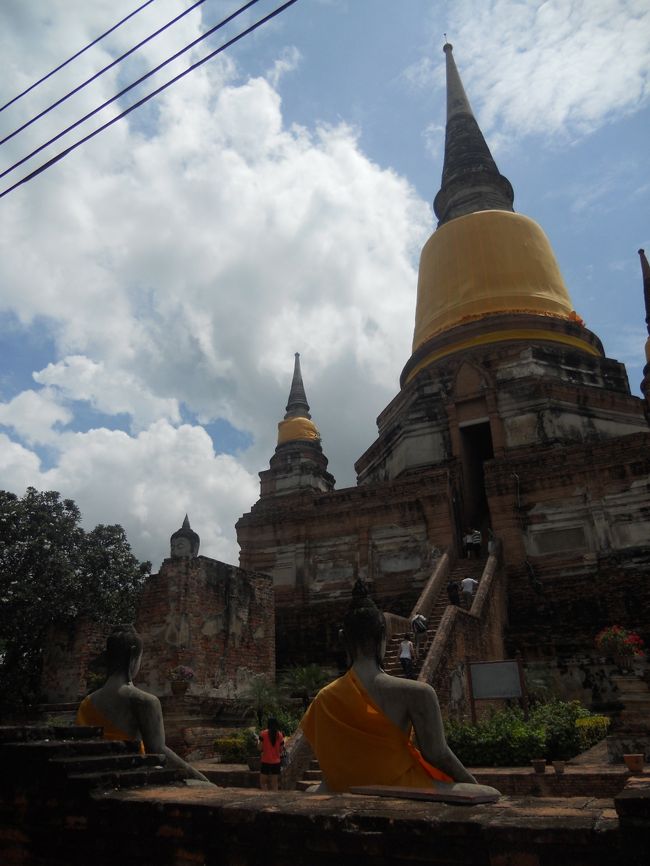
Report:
412,210,578,352
277,416,321,446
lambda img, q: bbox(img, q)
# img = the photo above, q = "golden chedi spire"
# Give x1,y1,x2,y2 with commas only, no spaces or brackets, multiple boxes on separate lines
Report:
401,44,602,386
277,353,321,446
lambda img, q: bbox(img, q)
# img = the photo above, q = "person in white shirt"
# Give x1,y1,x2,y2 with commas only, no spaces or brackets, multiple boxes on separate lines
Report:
399,634,415,678
410,612,427,658
461,577,478,609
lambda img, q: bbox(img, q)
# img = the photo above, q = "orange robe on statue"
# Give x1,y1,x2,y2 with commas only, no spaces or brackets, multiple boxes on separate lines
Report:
76,695,145,755
300,669,452,792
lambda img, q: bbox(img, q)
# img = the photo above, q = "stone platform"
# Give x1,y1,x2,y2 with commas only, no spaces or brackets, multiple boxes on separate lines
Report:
6,783,648,866
3,725,649,866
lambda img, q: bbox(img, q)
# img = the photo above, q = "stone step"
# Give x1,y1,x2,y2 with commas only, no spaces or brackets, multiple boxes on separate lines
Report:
67,766,182,790
303,769,322,780
295,779,316,791
0,725,102,744
49,752,165,774
0,738,141,762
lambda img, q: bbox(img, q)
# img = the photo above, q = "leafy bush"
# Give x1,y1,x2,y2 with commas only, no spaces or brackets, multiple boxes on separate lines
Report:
445,708,547,766
576,716,610,751
444,700,609,766
214,727,259,763
273,707,302,737
214,736,249,763
528,700,592,760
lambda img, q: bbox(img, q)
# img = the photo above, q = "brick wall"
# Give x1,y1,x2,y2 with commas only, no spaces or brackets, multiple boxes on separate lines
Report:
40,557,275,704
41,620,113,703
135,556,275,698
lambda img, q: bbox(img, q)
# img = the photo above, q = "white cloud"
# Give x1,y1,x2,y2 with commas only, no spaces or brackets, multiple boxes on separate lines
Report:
0,389,71,444
0,1,430,568
34,355,181,430
266,45,302,88
413,0,650,142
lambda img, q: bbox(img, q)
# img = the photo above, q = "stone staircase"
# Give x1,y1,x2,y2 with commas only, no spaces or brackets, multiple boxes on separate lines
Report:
0,725,184,792
383,557,486,679
296,757,323,791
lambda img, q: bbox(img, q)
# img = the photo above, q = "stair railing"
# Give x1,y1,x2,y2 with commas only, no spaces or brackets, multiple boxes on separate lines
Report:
418,540,502,687
408,546,455,622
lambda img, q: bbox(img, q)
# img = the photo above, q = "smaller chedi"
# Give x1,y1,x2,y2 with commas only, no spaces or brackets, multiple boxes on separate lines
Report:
170,514,200,559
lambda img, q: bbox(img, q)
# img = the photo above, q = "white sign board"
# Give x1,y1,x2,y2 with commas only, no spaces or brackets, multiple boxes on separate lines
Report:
469,660,522,700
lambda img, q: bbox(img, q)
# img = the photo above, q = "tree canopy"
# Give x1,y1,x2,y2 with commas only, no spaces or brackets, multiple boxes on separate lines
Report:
0,487,150,712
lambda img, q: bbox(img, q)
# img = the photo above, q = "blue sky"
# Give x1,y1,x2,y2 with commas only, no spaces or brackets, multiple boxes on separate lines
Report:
0,0,648,568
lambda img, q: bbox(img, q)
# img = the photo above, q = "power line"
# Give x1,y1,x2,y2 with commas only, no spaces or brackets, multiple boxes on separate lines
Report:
0,0,299,200
1,0,263,181
0,0,159,114
1,0,211,147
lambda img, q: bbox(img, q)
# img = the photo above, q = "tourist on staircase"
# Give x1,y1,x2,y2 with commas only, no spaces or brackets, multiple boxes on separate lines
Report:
398,633,415,678
410,611,427,659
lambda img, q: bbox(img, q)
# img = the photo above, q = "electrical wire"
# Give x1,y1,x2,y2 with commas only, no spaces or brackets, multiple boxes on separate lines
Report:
0,0,299,200
0,0,159,114
1,0,212,147
1,0,263,181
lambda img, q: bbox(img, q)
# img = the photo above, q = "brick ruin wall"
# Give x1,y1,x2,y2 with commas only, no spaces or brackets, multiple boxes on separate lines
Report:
40,557,275,704
484,432,650,659
41,620,113,704
135,557,275,698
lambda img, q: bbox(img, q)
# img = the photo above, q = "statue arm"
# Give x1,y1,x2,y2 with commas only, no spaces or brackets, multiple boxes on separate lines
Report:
131,693,212,784
408,684,477,784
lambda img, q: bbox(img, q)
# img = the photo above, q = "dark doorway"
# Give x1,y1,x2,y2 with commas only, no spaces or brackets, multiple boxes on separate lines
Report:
460,420,494,529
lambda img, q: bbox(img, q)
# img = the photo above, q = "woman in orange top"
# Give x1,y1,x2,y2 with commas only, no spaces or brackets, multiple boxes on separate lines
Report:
257,717,284,791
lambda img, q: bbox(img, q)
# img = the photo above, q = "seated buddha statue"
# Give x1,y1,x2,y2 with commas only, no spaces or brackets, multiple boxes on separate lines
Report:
300,580,500,800
76,625,210,783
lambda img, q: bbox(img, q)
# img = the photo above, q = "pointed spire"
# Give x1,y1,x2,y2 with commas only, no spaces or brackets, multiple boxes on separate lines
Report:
639,249,650,337
284,352,311,419
433,43,514,226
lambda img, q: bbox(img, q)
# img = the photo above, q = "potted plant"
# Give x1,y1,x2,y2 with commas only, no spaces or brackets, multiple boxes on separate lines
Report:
595,626,645,670
623,754,645,774
167,664,194,696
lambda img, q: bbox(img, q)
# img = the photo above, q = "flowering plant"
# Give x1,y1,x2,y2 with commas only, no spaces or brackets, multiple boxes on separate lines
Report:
595,626,645,658
167,664,195,682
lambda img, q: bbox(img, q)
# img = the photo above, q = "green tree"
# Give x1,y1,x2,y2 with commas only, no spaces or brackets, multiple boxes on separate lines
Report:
239,674,280,727
280,664,330,711
0,487,150,713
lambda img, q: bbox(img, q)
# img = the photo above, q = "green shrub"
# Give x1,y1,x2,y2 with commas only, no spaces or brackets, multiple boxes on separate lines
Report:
444,700,608,766
214,727,261,762
213,736,249,763
528,700,591,760
576,716,610,751
445,708,547,767
273,707,302,737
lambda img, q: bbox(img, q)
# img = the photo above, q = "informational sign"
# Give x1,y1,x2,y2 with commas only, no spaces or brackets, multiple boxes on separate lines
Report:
469,660,522,699
466,657,528,723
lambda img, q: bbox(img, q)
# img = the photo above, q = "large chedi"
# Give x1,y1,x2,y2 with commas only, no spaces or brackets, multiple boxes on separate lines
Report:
238,44,650,689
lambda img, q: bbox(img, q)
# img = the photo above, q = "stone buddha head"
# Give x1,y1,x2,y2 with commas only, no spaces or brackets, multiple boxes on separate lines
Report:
341,579,386,666
170,515,200,559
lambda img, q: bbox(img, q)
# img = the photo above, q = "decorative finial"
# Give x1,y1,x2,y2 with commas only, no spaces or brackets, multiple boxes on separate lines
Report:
285,352,311,419
433,43,514,225
638,248,650,335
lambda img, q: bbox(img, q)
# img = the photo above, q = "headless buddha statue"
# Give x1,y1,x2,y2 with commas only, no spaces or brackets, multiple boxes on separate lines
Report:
76,625,210,783
301,580,500,799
